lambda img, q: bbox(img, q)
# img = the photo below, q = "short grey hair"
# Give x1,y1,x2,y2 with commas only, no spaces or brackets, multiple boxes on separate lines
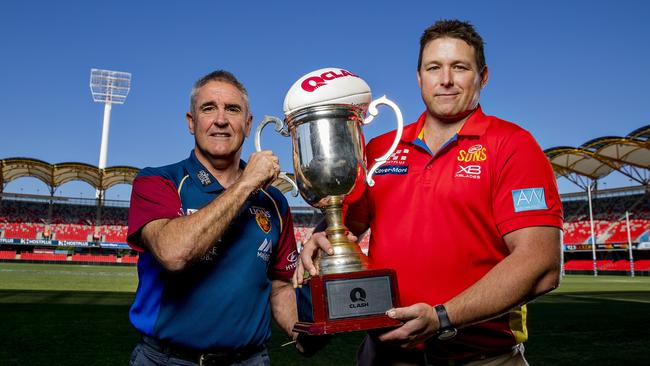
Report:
189,70,249,118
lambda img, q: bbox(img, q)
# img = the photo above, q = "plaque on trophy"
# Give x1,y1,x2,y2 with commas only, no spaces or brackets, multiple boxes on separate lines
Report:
255,68,404,335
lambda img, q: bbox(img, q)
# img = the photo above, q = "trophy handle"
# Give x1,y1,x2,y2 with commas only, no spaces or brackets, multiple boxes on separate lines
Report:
254,115,299,196
363,96,404,187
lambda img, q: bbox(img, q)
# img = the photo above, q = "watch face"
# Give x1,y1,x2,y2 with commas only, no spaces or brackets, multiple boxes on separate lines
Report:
437,328,457,341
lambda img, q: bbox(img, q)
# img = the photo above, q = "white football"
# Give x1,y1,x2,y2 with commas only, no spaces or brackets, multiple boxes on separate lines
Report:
283,67,372,116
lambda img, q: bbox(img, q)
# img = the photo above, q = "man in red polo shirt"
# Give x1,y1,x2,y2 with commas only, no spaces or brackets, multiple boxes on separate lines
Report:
295,19,563,365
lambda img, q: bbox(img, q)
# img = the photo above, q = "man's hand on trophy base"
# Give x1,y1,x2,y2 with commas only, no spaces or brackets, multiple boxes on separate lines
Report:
377,303,439,349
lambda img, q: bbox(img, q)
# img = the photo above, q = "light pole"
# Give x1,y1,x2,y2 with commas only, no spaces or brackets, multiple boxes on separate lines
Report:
626,211,635,277
587,183,598,276
89,69,132,171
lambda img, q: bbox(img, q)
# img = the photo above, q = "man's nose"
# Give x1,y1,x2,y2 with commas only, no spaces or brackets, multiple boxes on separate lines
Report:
439,67,453,86
213,109,228,126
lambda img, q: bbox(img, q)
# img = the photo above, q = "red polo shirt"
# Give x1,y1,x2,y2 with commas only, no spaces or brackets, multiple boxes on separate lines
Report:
346,106,563,356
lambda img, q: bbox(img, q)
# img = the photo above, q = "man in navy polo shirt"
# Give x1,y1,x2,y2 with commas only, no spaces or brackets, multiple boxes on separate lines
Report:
127,70,300,365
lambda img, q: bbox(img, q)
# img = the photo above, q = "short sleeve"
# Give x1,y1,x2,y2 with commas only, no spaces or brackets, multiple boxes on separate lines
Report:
269,209,298,281
127,174,182,251
492,130,563,236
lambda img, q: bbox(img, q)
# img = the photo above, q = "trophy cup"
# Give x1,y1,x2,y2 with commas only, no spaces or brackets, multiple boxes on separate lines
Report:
255,67,404,334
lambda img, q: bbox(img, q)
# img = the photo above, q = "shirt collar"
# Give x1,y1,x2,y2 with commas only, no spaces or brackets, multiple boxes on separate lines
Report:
457,105,488,137
404,105,489,143
185,150,246,192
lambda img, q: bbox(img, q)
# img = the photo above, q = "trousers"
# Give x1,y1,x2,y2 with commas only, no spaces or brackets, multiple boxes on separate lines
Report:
357,335,528,366
129,338,270,366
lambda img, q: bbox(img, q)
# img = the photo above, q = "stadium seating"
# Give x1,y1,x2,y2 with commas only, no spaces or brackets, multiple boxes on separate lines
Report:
0,250,16,259
121,255,139,264
1,190,649,271
563,259,650,272
20,252,67,261
96,225,128,242
71,254,117,263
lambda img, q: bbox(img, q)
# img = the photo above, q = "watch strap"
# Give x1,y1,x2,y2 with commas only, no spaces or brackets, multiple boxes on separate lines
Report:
434,305,452,327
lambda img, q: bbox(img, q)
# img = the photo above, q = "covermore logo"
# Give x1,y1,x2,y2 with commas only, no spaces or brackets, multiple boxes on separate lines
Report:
375,165,408,176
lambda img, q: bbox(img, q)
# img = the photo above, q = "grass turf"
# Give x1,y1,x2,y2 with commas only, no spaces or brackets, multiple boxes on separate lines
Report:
1,263,649,365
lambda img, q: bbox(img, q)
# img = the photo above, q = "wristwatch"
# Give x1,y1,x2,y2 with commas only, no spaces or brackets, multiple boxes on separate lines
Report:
434,304,457,341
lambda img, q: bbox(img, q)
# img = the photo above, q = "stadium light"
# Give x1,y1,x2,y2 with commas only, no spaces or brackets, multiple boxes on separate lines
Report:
89,69,132,171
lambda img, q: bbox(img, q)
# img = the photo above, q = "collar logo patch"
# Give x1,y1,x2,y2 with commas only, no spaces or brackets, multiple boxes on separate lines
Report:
197,170,212,186
387,149,410,165
512,188,547,212
257,238,272,262
250,206,272,233
457,145,487,162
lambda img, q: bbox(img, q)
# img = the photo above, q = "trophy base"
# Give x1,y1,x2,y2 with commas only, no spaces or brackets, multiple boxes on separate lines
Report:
293,269,401,335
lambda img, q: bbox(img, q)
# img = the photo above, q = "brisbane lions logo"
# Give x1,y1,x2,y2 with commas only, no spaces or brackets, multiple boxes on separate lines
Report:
250,206,272,233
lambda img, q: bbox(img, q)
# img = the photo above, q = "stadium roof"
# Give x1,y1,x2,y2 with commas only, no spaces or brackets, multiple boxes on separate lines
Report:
1,125,648,194
0,157,140,193
544,125,650,190
0,157,296,195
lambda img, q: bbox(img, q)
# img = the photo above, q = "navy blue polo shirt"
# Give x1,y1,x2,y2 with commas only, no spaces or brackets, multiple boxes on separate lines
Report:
127,150,297,351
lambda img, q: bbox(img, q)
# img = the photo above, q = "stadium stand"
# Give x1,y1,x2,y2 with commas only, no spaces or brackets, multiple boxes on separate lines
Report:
1,184,649,273
562,192,650,244
1,189,650,273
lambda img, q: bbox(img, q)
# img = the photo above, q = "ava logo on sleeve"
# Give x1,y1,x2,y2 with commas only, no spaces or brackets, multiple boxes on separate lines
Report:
512,188,547,212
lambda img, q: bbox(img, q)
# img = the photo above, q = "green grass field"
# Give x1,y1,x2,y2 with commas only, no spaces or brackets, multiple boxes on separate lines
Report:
1,262,649,365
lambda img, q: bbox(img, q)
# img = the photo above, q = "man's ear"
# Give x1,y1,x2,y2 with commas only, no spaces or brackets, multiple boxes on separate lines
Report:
480,65,489,89
244,114,253,137
186,112,195,135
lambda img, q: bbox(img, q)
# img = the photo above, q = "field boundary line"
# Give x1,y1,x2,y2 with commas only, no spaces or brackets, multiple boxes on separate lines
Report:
560,294,650,304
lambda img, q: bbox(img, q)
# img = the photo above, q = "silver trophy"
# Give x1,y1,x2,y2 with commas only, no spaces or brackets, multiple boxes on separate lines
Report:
255,98,403,275
255,68,405,334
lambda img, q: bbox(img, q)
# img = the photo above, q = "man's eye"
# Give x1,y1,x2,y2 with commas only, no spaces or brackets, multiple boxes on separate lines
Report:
226,106,241,113
426,65,440,71
202,106,216,112
453,64,469,70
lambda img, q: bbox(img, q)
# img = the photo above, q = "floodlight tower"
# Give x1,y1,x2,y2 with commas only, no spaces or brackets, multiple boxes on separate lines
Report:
89,69,132,171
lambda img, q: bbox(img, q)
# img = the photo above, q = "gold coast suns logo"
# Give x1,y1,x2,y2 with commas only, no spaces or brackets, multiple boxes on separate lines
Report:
457,144,487,162
250,206,272,233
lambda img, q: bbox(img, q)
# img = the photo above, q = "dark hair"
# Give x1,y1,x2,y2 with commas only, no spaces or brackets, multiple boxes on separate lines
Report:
189,70,249,117
417,19,486,72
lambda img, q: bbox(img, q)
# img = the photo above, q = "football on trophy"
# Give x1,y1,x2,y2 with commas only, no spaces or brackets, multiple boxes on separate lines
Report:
283,67,372,116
